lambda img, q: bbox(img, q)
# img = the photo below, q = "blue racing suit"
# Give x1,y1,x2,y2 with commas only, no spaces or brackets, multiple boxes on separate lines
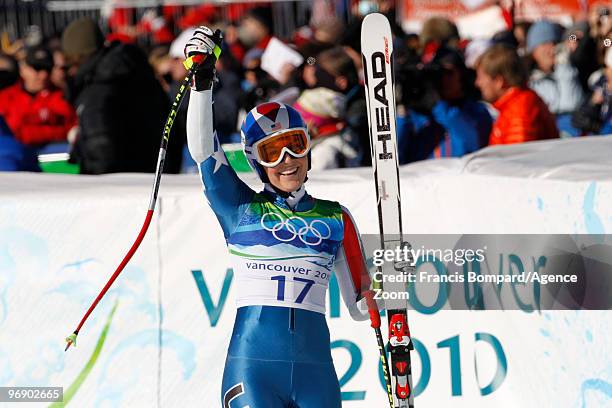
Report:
187,89,373,408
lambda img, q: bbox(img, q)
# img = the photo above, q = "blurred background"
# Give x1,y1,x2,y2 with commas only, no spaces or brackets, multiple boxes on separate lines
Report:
0,0,610,174
1,3,611,407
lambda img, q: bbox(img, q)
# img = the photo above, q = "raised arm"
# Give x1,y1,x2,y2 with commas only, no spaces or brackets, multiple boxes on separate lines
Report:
185,27,254,237
334,205,382,321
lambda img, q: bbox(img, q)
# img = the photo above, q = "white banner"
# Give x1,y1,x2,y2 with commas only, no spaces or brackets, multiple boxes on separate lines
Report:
0,137,611,407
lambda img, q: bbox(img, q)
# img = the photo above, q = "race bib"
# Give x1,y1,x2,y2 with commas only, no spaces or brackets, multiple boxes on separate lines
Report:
227,195,344,314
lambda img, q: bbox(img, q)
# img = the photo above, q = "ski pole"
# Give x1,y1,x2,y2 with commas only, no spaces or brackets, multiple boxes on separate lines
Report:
364,290,394,408
64,49,219,352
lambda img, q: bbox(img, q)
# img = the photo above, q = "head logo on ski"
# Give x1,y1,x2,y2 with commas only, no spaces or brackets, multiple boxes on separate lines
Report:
371,48,393,161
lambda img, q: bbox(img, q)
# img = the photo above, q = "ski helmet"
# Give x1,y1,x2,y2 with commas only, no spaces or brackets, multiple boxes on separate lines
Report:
241,101,311,182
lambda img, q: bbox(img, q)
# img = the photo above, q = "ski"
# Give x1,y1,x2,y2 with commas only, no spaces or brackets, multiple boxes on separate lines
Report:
361,13,415,408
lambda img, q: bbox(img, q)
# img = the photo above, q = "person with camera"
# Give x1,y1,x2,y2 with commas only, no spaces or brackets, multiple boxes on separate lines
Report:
570,6,612,136
572,47,612,136
397,45,493,163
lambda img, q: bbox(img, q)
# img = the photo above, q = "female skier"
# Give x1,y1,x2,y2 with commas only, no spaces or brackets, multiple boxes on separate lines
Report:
185,27,377,408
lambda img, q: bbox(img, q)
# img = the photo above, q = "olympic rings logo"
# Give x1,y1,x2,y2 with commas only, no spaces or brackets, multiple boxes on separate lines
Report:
260,213,332,246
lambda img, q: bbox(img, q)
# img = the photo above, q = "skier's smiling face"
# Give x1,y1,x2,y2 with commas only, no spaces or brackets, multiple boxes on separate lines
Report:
265,154,308,193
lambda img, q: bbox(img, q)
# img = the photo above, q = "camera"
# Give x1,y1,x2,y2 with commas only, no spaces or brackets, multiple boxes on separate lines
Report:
395,50,443,112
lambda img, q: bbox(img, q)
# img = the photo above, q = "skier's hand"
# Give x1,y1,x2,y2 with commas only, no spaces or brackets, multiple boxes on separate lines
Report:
184,26,223,91
184,26,222,59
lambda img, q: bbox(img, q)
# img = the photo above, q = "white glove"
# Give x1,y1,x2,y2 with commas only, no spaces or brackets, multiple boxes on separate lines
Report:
184,26,223,91
184,26,219,59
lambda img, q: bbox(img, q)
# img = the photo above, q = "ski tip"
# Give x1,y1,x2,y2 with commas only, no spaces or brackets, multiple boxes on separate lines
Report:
65,332,77,352
360,12,393,55
362,12,390,27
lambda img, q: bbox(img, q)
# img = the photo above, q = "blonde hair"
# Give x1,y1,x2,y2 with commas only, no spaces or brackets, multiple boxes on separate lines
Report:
478,45,527,87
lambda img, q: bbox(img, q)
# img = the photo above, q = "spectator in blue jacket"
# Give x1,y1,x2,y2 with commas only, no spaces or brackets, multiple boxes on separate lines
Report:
398,46,492,163
0,116,40,171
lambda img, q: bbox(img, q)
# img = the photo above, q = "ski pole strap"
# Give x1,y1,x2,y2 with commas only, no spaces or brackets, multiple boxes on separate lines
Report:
183,45,222,70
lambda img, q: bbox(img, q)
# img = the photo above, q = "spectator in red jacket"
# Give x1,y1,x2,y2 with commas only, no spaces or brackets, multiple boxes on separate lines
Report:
0,46,76,147
475,45,558,145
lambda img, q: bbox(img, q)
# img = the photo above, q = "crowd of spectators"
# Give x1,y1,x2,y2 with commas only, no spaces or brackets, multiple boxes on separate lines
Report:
0,1,610,173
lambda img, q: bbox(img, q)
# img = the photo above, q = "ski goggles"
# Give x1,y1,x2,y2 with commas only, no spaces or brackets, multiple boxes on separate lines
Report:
252,128,311,168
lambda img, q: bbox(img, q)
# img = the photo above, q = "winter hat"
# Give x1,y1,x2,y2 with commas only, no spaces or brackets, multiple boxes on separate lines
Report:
25,45,54,72
62,17,104,59
526,20,561,53
293,88,345,132
420,17,459,46
491,30,518,48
